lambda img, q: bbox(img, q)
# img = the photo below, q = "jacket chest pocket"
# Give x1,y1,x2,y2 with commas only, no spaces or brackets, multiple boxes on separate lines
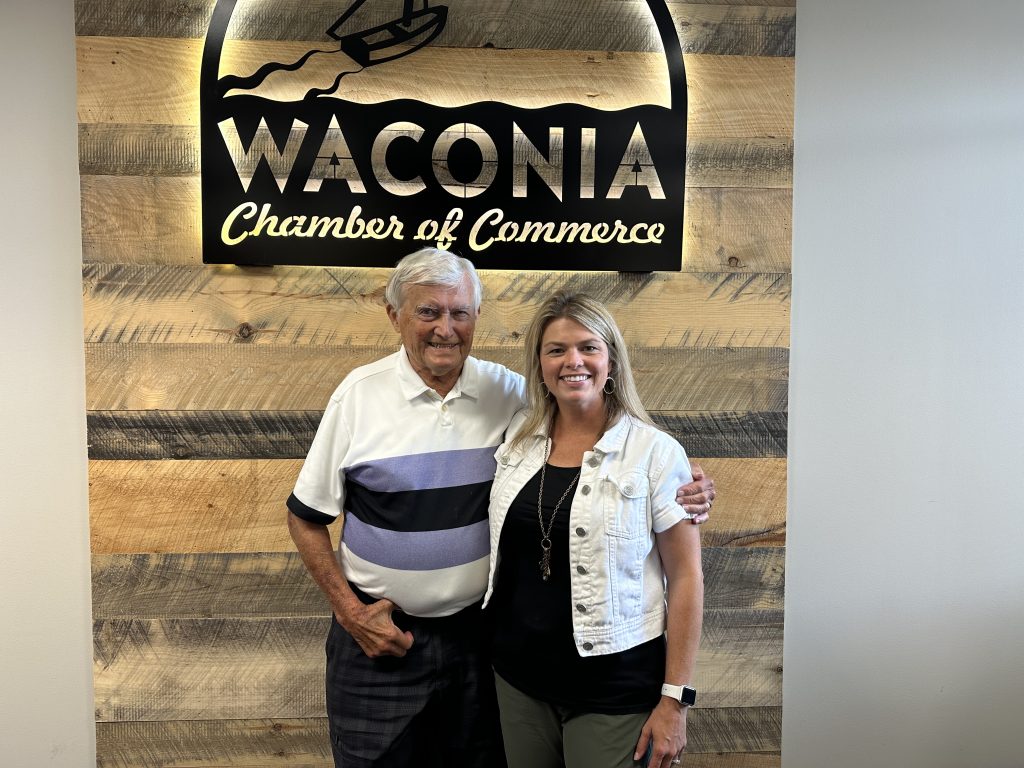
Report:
603,470,650,539
491,451,525,502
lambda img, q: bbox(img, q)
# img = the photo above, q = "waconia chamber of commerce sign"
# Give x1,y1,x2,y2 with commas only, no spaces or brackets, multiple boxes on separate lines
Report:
200,0,688,270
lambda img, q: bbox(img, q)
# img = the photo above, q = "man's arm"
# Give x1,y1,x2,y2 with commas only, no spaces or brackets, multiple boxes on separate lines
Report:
675,462,716,524
287,510,413,657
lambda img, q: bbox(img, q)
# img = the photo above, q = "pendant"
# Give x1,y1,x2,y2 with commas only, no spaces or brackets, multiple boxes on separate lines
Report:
539,538,552,581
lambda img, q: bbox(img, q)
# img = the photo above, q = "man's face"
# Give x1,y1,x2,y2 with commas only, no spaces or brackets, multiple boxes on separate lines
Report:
386,276,479,386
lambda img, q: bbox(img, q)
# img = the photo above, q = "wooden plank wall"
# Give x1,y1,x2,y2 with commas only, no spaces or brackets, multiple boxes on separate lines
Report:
77,1,793,765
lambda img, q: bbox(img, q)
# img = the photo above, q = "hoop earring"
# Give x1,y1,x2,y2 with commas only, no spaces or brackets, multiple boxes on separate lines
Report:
541,382,551,399
603,377,616,395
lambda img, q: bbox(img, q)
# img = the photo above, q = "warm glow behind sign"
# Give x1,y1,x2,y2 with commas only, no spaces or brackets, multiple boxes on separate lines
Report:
200,0,687,270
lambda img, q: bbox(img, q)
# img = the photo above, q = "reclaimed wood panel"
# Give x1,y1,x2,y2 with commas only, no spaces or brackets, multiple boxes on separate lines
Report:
93,609,779,721
85,344,789,412
95,710,780,768
79,0,793,762
78,39,793,140
91,547,782,619
81,176,792,270
78,125,793,190
82,264,790,347
88,457,785,554
76,1,795,57
85,409,786,460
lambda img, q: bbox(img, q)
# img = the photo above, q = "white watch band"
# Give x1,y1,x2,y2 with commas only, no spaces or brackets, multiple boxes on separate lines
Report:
661,683,684,700
661,683,695,705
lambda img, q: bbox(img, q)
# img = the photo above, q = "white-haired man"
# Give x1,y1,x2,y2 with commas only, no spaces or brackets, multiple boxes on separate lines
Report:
287,248,716,767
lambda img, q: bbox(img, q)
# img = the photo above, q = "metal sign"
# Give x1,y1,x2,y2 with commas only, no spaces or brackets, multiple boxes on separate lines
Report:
200,0,687,270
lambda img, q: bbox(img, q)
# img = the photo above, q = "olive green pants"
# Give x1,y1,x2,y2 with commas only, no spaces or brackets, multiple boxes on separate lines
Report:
494,672,649,768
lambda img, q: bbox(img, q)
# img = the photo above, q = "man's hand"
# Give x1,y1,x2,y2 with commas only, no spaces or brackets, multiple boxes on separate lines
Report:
676,462,716,524
338,598,415,658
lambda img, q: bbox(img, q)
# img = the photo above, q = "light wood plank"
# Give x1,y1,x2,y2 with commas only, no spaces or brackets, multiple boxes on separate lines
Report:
95,710,780,767
81,175,791,270
82,264,790,347
85,343,788,411
91,547,781,619
78,38,793,141
695,457,787,548
93,610,778,720
76,1,794,57
88,457,785,554
85,409,785,460
78,125,792,189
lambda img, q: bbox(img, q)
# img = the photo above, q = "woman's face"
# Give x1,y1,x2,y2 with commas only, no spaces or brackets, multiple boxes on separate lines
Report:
539,317,611,413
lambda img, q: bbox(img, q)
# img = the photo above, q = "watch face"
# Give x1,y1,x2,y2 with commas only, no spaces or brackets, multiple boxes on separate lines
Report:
682,686,697,706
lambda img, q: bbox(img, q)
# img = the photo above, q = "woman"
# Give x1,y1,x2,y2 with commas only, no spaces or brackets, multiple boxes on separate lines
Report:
483,292,703,768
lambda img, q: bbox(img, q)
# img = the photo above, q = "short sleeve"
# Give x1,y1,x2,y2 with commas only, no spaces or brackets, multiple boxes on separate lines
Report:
649,435,695,533
287,395,351,525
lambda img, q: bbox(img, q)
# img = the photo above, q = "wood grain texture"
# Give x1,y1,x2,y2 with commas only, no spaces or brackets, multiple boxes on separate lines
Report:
79,125,792,190
86,409,786,460
695,457,787,548
85,343,789,412
88,457,785,554
82,264,790,347
78,38,792,140
93,611,779,720
94,711,780,767
91,547,781,619
81,176,791,270
76,1,795,57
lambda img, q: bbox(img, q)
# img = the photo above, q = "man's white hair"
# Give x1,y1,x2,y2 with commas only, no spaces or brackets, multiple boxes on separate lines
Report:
385,248,483,311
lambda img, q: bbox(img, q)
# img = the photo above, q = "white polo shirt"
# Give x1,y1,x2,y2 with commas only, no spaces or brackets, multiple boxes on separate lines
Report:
288,348,526,617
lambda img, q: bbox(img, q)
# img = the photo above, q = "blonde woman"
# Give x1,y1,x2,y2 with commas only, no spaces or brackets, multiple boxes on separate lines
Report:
483,292,703,768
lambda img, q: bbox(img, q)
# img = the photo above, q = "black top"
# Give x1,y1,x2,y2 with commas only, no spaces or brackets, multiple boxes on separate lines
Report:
489,465,664,714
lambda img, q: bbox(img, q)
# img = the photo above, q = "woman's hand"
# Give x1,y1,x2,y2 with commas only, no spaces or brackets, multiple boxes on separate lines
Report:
634,698,687,767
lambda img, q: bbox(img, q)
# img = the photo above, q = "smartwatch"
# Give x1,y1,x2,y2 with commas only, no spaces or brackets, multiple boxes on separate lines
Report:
661,683,697,707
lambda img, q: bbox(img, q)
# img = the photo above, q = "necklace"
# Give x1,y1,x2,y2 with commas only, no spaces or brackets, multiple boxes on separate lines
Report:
537,438,581,582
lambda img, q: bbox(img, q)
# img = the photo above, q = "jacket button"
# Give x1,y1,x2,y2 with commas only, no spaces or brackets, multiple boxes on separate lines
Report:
500,456,508,465
576,604,587,613
623,484,635,494
576,565,587,575
581,485,591,495
575,527,587,537
587,457,599,467
582,642,594,651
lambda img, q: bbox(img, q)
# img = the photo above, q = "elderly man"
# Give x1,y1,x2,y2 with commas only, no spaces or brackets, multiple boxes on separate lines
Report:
287,248,715,767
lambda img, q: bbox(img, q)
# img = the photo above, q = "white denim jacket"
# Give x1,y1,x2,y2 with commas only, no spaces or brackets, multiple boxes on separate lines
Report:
483,412,694,657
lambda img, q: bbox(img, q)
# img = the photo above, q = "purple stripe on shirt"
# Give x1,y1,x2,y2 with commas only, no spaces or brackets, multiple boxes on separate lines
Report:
342,515,489,570
346,446,498,492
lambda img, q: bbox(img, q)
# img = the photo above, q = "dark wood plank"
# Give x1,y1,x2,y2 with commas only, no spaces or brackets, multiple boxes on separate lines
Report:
91,548,781,619
88,457,785,554
82,264,791,347
78,124,792,189
85,344,790,412
86,409,785,459
76,1,795,57
93,611,779,720
95,710,780,767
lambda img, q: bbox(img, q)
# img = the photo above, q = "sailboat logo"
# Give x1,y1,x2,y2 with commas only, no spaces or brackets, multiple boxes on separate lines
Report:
200,0,687,270
329,0,448,66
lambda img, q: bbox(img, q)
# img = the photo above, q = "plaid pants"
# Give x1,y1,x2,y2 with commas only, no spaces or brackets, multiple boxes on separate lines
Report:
325,597,506,768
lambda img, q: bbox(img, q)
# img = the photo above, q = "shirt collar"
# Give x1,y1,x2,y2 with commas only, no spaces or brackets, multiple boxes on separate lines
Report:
394,346,479,401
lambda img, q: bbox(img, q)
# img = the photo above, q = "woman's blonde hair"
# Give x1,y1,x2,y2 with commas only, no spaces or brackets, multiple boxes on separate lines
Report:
510,291,653,450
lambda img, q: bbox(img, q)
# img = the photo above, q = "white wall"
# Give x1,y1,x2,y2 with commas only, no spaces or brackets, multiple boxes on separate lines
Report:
785,1,1024,767
0,0,95,765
